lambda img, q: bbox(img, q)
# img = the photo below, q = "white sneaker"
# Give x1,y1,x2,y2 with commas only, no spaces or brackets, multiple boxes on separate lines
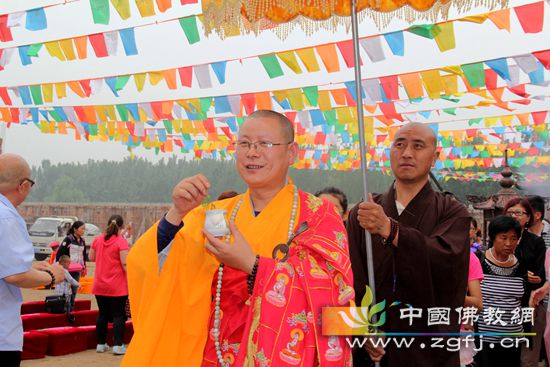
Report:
113,345,127,355
96,344,110,353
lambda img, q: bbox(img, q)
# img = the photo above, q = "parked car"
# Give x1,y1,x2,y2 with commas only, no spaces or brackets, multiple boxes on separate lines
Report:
29,216,100,260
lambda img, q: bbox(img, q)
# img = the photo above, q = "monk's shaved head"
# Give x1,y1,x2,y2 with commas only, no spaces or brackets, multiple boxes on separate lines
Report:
245,110,294,142
395,123,437,150
0,153,31,192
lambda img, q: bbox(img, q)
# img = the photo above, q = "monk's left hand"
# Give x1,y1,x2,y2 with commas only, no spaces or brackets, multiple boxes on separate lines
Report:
203,221,257,274
357,193,391,238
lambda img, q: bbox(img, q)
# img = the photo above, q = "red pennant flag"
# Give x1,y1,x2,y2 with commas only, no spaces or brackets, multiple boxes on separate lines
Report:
509,142,521,149
532,111,547,125
514,2,544,33
73,106,88,122
344,89,357,107
314,132,326,144
484,69,498,90
513,99,531,105
466,129,477,138
533,50,550,69
89,33,109,57
336,40,361,68
79,80,92,97
204,118,215,133
0,15,13,42
376,134,387,144
178,66,193,87
181,0,198,3
379,75,400,100
9,108,19,123
508,84,528,98
220,126,231,138
241,93,256,115
284,111,297,123
379,103,403,121
151,101,164,119
0,87,12,105
126,122,135,135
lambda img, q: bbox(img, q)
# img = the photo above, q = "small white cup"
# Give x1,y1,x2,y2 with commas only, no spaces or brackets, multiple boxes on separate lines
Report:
204,209,230,237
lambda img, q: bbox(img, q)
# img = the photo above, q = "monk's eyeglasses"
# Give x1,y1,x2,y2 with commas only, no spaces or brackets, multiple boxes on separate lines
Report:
236,140,292,152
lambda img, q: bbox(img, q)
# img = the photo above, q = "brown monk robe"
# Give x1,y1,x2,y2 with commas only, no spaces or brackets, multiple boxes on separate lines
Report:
347,122,470,367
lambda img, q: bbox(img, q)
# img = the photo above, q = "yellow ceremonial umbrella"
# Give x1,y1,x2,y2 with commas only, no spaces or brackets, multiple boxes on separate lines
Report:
201,0,508,356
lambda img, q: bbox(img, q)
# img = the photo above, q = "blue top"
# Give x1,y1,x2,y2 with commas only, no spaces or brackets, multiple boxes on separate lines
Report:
0,194,34,351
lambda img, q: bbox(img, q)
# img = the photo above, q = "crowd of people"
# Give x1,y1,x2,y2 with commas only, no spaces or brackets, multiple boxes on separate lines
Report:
1,110,550,367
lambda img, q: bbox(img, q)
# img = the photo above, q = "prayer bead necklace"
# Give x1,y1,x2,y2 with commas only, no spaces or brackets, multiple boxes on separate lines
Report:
213,186,298,367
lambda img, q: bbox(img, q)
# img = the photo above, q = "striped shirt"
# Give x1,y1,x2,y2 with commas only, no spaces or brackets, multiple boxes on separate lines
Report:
477,256,526,342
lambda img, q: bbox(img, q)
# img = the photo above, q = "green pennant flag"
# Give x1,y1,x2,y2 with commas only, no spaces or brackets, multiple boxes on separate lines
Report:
440,138,451,148
200,97,212,119
461,62,485,88
258,54,284,79
179,16,200,44
116,104,129,121
115,75,131,91
90,0,110,25
29,85,43,105
440,95,459,103
480,151,490,158
443,108,456,115
323,110,337,126
49,110,63,122
408,24,437,39
27,43,43,57
163,120,173,134
89,124,98,136
468,118,482,126
302,86,319,106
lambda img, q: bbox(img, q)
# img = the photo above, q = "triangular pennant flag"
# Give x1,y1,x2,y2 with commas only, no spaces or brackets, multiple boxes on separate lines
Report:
136,0,156,17
484,69,498,90
420,70,444,99
277,51,302,74
0,87,12,105
433,22,455,52
0,15,13,42
74,36,88,59
59,39,77,60
7,12,24,28
514,2,544,33
115,75,131,91
156,0,173,13
111,0,131,19
513,54,539,74
162,69,178,89
383,31,404,56
25,8,48,31
90,0,110,25
296,48,320,72
211,61,227,84
336,40,360,68
359,37,385,62
399,73,424,99
315,44,340,73
119,28,138,55
104,31,119,55
178,66,193,87
45,41,66,61
29,85,43,105
134,73,146,92
258,54,284,78
532,111,547,125
408,24,437,39
27,43,43,57
179,16,200,44
194,64,212,88
302,86,319,106
487,8,510,31
461,62,485,88
55,83,67,99
89,33,109,57
18,46,32,65
105,78,119,96
485,58,510,80
379,75,399,100
255,92,272,110
148,72,164,86
533,50,550,69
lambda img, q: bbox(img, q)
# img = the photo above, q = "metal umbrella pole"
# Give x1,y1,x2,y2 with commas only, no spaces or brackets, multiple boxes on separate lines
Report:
351,1,381,366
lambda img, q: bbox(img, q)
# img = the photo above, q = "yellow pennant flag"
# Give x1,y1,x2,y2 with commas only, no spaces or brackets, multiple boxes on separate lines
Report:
296,48,320,72
55,83,67,99
434,22,455,52
107,121,116,136
287,89,305,110
40,121,49,133
42,84,53,103
148,72,164,86
440,65,463,75
188,99,201,114
59,39,77,61
96,106,108,122
500,115,514,126
317,90,332,111
336,107,353,124
45,41,66,61
105,105,117,121
172,119,182,133
420,70,443,99
138,107,148,122
134,73,146,92
182,120,194,134
441,74,458,95
135,0,155,17
484,117,498,127
459,14,490,23
111,0,131,19
277,51,302,74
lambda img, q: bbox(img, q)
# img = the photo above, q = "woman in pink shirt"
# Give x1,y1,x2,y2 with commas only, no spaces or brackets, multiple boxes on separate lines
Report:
89,214,129,356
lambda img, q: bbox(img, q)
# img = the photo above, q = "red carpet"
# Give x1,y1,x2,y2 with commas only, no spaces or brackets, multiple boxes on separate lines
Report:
21,331,49,360
42,327,89,356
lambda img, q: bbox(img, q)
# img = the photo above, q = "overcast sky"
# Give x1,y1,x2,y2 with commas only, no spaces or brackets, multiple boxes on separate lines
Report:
0,0,548,167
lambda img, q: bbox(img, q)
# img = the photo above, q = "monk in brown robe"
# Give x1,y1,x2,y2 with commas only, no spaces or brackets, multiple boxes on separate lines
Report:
347,123,470,367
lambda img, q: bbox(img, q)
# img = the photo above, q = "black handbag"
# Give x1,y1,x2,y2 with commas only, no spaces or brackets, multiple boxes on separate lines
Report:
45,295,67,314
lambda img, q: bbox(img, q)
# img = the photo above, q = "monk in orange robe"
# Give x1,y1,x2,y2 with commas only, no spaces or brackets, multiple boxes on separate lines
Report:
122,110,354,367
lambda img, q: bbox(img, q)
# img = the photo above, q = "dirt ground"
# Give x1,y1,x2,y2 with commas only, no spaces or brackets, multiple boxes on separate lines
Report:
21,262,122,367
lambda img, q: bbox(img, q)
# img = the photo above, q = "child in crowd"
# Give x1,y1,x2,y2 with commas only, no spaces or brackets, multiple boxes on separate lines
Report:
54,255,81,312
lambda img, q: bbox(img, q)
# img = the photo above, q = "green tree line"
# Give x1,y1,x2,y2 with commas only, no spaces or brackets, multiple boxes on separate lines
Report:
27,158,503,205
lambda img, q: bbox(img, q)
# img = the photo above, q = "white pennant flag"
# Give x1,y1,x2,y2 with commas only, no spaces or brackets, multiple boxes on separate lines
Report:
134,123,145,137
104,31,119,56
359,37,386,63
228,95,241,115
513,54,539,74
506,65,521,87
139,103,153,119
194,64,213,89
63,106,78,122
7,12,24,27
90,79,103,95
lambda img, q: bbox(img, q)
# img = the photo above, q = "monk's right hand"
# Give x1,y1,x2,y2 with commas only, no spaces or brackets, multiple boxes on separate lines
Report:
365,335,386,362
166,174,210,225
